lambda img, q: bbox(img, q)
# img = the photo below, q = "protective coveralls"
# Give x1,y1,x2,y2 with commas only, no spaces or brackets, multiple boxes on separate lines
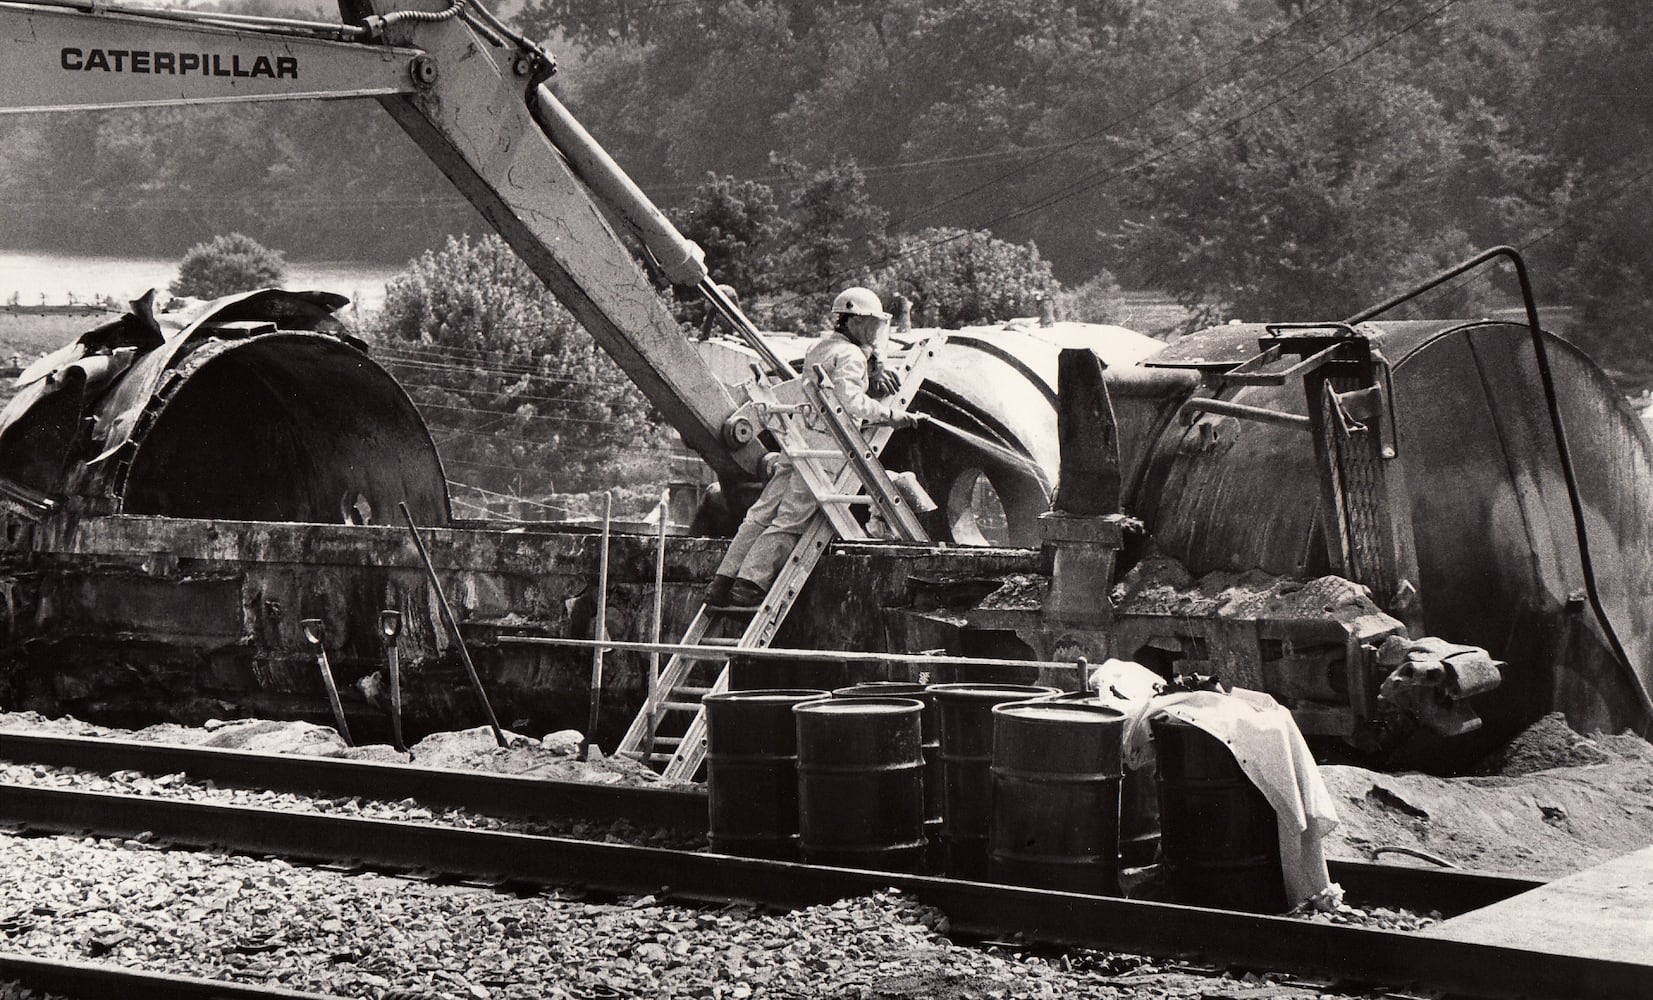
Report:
714,328,906,597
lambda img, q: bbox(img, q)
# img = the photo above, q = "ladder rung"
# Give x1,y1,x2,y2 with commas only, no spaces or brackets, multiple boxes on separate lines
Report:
647,736,683,749
817,494,871,504
662,700,704,712
672,686,714,698
695,636,742,646
789,449,842,458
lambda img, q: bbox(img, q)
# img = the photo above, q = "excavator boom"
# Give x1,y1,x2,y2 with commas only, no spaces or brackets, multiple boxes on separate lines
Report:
0,0,770,480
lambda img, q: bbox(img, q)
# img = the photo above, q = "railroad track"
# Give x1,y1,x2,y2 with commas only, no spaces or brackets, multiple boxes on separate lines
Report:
0,730,706,830
0,767,1637,1000
0,952,343,999
0,730,1541,912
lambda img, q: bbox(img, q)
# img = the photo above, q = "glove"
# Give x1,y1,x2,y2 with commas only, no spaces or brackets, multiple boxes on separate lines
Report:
867,353,901,399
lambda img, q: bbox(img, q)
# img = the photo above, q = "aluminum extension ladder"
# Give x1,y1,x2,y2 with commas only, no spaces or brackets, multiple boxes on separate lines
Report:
617,341,939,779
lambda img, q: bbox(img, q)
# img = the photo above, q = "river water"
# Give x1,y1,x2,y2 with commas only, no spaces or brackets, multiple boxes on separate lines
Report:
0,250,404,313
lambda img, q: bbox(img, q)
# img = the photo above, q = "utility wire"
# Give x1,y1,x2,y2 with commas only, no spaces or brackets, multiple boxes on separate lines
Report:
379,354,636,390
414,400,649,429
374,337,635,377
448,479,576,516
880,0,1351,230
769,0,1465,309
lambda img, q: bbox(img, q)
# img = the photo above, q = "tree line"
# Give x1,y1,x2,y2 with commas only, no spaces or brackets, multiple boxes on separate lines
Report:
2,1,1649,376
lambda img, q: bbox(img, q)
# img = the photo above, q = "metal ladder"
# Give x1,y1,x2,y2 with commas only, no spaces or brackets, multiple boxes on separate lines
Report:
617,342,939,779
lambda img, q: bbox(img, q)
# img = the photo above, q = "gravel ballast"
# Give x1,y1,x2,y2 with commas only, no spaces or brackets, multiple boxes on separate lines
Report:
0,831,1360,1000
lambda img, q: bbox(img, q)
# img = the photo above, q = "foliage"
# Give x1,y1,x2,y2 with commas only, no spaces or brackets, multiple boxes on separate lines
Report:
672,167,1059,333
169,233,286,298
671,173,786,297
5,0,1653,386
1054,270,1125,325
367,235,667,495
1110,48,1494,327
869,227,1058,328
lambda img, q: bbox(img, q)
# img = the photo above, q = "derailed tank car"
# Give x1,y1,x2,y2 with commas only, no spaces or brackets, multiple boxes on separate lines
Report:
0,272,1650,768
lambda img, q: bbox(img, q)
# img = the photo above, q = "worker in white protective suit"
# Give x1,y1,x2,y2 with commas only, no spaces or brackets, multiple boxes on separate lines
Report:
706,287,923,607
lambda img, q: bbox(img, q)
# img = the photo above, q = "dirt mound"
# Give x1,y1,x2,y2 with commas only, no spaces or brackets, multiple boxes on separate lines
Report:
1475,712,1612,775
1322,719,1653,877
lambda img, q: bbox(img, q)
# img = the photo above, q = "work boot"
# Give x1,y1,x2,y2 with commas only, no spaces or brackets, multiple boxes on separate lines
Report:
726,578,766,608
704,574,736,608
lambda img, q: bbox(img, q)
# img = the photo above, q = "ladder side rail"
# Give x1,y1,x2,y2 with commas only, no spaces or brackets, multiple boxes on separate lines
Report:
804,375,929,542
616,607,722,755
661,517,838,778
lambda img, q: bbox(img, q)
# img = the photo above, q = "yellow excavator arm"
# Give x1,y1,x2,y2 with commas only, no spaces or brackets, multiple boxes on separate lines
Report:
0,0,784,480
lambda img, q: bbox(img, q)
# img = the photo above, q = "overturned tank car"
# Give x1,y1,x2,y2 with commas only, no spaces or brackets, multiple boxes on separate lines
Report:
0,252,1649,769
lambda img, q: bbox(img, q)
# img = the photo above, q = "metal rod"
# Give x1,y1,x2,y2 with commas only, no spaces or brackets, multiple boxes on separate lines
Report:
920,413,1052,491
699,276,796,378
494,632,1087,674
581,492,613,761
1181,396,1313,428
300,619,354,747
644,490,668,763
528,84,707,287
525,81,791,378
399,502,507,748
379,610,407,754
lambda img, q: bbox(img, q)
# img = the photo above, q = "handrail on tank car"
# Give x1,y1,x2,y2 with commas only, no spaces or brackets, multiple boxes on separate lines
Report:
1341,246,1650,722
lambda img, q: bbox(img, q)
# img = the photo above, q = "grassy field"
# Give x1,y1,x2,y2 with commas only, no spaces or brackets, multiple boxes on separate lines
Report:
0,309,118,363
1111,291,1199,337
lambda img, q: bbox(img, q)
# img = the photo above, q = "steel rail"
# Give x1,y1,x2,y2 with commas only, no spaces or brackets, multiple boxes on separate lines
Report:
0,951,344,999
0,731,708,830
0,730,1540,912
0,784,1631,1000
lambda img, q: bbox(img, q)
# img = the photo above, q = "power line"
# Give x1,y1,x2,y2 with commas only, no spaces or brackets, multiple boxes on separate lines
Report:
398,376,638,411
879,0,1351,230
378,353,636,390
432,422,683,453
1519,158,1653,252
414,400,648,429
373,337,636,378
448,479,575,516
779,0,1466,307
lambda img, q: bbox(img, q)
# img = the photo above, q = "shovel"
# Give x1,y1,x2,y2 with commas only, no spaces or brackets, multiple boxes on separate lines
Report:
379,610,407,753
301,618,353,746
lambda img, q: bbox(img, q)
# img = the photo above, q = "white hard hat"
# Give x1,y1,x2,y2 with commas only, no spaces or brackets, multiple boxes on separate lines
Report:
832,286,886,319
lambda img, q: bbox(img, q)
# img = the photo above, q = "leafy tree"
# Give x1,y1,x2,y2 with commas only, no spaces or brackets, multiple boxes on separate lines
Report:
1054,270,1125,326
1111,51,1495,327
170,233,286,298
869,227,1058,327
367,235,667,495
766,157,889,324
670,173,786,296
1512,0,1653,380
